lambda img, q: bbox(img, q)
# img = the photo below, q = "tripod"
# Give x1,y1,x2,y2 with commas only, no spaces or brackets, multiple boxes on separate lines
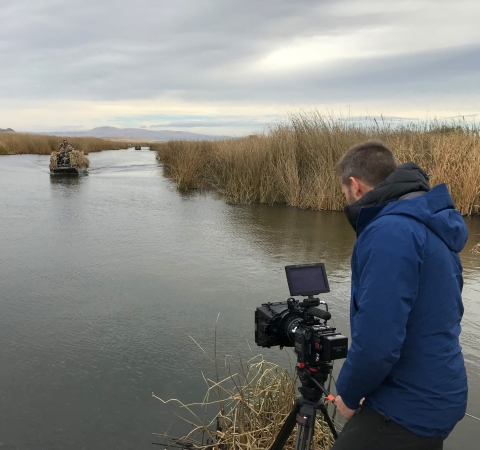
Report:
270,363,338,450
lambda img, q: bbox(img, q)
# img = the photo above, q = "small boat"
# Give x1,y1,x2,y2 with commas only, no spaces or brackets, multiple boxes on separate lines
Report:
135,146,141,150
50,150,89,175
52,166,80,175
51,166,87,175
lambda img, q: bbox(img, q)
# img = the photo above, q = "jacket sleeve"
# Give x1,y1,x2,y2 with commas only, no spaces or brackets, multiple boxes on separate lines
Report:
335,218,425,410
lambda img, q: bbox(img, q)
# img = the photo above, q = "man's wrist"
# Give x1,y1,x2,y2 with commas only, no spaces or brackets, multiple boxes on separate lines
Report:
339,393,361,410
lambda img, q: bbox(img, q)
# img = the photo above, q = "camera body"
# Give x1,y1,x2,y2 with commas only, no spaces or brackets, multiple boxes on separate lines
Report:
255,263,348,364
255,299,348,363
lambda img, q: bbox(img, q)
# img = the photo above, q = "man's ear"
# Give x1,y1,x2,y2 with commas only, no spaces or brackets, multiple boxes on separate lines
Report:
349,176,373,201
349,177,361,199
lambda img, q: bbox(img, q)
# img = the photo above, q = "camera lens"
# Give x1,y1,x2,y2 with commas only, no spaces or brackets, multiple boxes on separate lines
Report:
284,316,302,344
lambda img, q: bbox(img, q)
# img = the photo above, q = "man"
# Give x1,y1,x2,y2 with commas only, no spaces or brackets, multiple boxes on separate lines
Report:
57,139,74,165
331,142,468,450
58,138,74,155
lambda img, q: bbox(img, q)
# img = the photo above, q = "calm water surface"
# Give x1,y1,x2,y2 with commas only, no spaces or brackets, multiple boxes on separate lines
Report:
0,149,479,449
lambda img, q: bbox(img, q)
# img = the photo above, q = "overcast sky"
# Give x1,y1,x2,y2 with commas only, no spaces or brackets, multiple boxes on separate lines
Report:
1,0,479,135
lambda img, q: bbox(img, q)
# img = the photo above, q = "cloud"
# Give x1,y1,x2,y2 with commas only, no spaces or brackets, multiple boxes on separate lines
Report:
444,114,479,119
147,117,279,128
344,115,420,122
1,0,479,131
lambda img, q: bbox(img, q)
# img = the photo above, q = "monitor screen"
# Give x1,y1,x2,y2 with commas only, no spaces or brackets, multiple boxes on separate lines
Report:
285,263,330,296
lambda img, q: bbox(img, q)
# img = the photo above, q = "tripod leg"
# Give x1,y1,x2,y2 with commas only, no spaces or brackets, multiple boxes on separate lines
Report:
295,422,315,450
269,403,299,450
294,401,316,450
318,403,338,440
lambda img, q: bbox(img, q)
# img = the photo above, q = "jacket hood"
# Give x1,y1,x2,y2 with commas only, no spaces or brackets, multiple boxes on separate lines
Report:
356,183,468,253
344,162,468,252
345,162,430,231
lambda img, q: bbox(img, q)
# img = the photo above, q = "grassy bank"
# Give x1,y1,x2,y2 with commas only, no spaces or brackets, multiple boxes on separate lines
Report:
0,132,132,155
154,113,480,216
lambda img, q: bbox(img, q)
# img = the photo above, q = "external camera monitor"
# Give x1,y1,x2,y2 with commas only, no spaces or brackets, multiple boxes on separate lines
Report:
285,263,330,297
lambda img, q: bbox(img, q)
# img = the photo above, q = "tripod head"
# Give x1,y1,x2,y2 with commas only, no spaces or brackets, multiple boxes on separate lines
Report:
296,361,334,403
269,358,338,450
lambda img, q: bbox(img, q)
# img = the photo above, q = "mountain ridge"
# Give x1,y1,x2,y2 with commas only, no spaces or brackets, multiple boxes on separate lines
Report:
36,126,228,141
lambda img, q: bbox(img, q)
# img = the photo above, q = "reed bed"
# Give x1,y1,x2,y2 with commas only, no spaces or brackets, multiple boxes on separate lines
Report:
154,113,480,216
0,132,130,155
153,357,335,450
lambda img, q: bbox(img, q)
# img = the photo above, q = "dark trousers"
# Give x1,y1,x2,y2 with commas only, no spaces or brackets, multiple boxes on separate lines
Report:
331,405,444,450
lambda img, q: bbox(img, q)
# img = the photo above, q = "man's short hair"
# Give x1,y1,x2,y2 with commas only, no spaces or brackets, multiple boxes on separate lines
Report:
335,141,397,187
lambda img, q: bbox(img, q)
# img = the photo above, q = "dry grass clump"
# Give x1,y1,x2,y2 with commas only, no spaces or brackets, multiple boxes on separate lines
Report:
49,152,58,171
68,150,90,168
49,150,90,171
153,357,335,450
389,128,480,216
0,132,130,155
157,140,216,190
154,112,480,216
153,319,336,450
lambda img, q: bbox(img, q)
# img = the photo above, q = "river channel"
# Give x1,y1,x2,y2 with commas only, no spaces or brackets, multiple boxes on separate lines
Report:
0,149,479,449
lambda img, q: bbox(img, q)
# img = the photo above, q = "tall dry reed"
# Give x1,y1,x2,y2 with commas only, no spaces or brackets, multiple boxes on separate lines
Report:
0,132,131,155
154,112,480,216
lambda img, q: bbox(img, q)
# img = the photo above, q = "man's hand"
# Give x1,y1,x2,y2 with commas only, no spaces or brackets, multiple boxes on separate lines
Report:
335,395,357,421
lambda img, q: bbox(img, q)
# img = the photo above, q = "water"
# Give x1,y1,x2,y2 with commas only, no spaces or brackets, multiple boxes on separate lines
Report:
0,149,479,449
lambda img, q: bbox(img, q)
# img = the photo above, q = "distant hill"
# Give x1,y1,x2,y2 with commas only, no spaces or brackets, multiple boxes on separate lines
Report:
37,126,228,141
0,128,15,132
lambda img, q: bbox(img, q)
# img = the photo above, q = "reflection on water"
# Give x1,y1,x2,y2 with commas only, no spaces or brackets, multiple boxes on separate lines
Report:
0,150,479,449
226,204,356,270
50,175,83,187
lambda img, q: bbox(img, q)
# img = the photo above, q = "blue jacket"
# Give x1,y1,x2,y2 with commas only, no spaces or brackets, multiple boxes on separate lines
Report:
336,182,468,438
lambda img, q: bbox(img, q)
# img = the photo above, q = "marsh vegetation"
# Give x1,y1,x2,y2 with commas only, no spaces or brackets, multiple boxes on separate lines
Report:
154,113,480,216
0,132,132,155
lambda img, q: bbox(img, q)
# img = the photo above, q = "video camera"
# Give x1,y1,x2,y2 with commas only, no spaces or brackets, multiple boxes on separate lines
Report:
255,263,348,364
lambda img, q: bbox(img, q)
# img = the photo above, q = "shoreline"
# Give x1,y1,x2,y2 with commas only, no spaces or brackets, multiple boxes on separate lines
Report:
0,132,149,155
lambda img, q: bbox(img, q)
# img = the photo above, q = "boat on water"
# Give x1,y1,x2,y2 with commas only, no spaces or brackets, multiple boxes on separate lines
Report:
50,150,89,175
51,165,88,175
135,146,141,150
